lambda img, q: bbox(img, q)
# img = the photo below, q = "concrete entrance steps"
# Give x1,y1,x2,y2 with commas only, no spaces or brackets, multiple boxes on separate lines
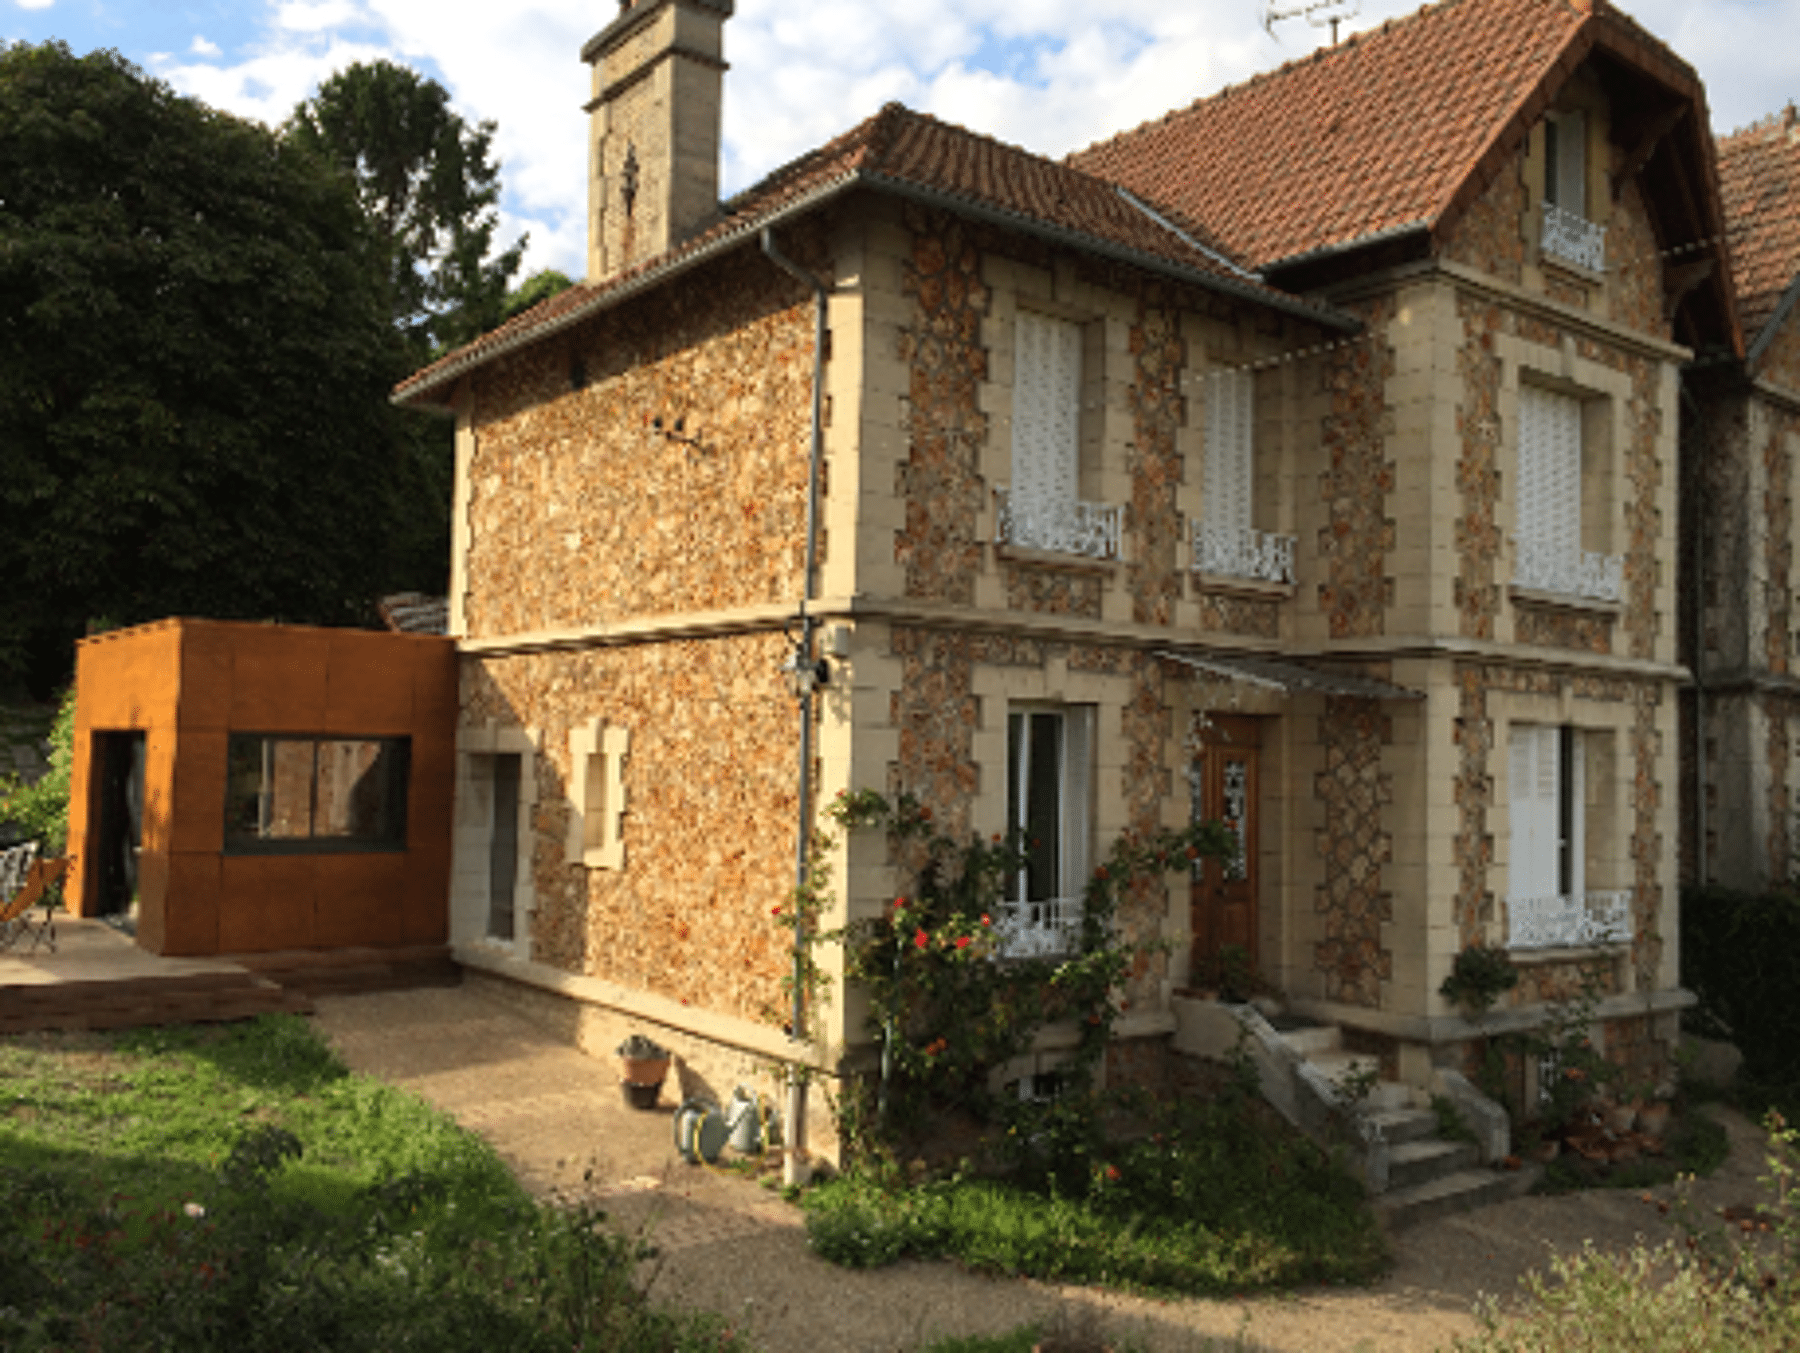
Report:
1275,1021,1525,1229
0,970,313,1035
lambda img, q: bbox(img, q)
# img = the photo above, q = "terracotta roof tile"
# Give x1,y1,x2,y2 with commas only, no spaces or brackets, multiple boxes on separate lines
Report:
1717,109,1800,344
1070,0,1602,270
396,105,1333,404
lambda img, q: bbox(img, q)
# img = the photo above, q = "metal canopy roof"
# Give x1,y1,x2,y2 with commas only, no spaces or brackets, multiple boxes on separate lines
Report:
1155,650,1423,702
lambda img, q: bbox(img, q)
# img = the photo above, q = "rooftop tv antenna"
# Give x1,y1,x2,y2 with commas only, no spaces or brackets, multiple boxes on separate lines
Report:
1264,0,1360,44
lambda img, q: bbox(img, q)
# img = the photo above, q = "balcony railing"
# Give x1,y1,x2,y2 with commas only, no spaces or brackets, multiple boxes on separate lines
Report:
994,488,1121,561
1541,202,1606,273
1512,537,1623,603
1193,521,1297,584
994,896,1083,959
1507,889,1633,950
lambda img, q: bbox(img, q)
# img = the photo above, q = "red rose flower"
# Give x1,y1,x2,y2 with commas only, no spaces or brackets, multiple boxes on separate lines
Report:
914,929,929,949
955,936,971,950
980,913,991,927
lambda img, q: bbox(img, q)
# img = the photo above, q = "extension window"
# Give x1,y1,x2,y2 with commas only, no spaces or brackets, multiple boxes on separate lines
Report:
225,735,411,853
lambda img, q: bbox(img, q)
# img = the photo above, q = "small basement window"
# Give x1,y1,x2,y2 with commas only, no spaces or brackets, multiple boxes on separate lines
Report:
225,734,411,853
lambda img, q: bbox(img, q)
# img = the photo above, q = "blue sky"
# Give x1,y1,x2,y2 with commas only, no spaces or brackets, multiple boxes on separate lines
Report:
6,1,1796,281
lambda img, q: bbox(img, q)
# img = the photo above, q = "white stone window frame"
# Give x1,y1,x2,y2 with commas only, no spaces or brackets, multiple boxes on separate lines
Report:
1498,698,1632,956
1500,338,1631,613
1193,364,1297,586
995,304,1122,562
452,720,540,956
566,716,629,871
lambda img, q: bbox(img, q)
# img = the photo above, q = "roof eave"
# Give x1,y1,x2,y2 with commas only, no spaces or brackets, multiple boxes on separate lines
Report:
392,171,863,407
1260,221,1432,276
1748,271,1800,372
856,171,1361,334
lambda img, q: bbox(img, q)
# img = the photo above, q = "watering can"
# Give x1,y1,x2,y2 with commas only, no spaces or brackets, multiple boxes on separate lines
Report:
724,1086,763,1153
673,1098,727,1165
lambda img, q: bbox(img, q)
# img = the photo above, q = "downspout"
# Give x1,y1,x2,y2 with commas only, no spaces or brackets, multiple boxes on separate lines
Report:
761,226,829,1186
1681,377,1707,885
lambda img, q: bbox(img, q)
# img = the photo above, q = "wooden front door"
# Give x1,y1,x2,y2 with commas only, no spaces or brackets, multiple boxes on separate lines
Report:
1189,716,1261,979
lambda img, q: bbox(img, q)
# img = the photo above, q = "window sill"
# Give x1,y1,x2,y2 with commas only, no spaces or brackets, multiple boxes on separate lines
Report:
223,840,409,857
993,543,1121,576
1509,585,1621,617
1505,942,1630,964
1191,572,1296,601
1540,251,1606,289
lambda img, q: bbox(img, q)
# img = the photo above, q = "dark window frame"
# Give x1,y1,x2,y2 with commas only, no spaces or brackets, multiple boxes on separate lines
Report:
223,733,412,856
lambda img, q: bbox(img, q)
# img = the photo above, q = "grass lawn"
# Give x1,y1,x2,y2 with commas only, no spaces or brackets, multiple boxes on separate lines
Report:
0,1015,748,1352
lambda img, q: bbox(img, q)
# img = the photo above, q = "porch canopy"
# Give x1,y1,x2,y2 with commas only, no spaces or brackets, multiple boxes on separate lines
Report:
1154,650,1424,701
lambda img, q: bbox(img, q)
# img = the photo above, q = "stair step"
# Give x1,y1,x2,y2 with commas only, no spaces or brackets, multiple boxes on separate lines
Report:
1279,1024,1342,1057
1363,1106,1441,1146
1387,1138,1481,1191
1375,1167,1525,1230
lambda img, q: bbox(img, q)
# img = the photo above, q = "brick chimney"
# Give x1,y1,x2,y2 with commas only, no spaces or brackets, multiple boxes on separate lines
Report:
581,0,733,283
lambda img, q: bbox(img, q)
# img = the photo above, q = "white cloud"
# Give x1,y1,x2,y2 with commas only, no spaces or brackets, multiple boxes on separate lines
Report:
190,36,221,58
274,0,373,33
12,0,55,11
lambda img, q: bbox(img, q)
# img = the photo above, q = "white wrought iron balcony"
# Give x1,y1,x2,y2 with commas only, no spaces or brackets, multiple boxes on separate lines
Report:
1512,537,1623,603
1540,202,1606,273
994,896,1083,959
1192,521,1297,584
994,488,1121,561
1507,889,1633,950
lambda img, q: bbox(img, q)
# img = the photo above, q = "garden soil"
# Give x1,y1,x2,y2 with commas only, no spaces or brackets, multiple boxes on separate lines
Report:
310,985,1772,1353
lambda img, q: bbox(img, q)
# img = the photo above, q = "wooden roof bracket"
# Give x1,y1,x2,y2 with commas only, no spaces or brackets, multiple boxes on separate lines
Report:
1612,103,1688,202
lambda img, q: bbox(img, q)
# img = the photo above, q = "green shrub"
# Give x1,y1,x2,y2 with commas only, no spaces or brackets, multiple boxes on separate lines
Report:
0,686,73,852
1681,884,1800,1095
803,1091,1386,1296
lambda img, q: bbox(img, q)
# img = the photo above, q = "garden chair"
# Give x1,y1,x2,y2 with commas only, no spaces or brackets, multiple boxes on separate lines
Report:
0,843,65,954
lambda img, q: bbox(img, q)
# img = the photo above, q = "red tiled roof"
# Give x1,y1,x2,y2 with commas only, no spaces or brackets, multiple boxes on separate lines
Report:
1070,0,1699,272
395,104,1345,405
1717,109,1800,346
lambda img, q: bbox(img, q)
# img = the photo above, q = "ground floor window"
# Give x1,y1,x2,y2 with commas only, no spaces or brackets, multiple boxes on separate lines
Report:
225,735,410,852
1507,723,1630,948
1002,705,1092,957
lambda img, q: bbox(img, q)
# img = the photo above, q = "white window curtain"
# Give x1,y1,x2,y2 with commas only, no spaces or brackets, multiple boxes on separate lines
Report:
1546,110,1587,215
1012,312,1083,529
1508,725,1583,904
1203,369,1254,536
1515,384,1582,587
1002,705,1092,957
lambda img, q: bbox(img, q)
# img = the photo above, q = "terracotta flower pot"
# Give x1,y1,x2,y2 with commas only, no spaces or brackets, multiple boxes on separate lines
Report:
620,1054,671,1087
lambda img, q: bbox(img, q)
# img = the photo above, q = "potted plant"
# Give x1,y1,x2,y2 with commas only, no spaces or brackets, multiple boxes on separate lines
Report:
617,1033,671,1109
1439,942,1519,1019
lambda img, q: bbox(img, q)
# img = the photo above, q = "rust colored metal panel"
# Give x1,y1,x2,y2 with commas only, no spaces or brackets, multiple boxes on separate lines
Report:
325,629,417,732
157,854,223,956
402,849,452,944
314,853,407,948
219,855,317,952
175,622,236,730
167,727,229,855
228,627,330,732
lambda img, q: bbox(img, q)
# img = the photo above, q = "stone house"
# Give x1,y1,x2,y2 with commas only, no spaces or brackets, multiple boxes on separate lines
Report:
1688,106,1800,892
394,0,1743,1147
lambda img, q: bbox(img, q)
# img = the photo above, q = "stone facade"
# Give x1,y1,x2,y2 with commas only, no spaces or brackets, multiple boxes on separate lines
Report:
1312,697,1393,1007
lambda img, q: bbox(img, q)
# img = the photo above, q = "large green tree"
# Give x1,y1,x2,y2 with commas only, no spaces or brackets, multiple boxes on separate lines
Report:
285,60,525,362
0,43,429,694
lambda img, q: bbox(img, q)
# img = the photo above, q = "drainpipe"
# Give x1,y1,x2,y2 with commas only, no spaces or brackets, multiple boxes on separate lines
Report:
761,226,830,1186
1681,378,1707,885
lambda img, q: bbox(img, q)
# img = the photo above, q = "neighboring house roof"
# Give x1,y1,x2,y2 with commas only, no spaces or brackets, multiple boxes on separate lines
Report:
1717,107,1800,358
1071,0,1707,272
394,103,1357,407
377,593,449,636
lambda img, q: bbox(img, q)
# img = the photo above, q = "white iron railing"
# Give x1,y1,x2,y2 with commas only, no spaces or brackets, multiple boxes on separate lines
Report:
1507,889,1633,950
994,896,1083,959
1193,521,1297,584
995,488,1121,561
1540,202,1606,273
1513,537,1623,603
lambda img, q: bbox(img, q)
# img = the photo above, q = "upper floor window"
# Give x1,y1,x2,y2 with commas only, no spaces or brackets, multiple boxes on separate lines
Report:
1512,384,1621,602
225,734,410,853
996,311,1120,560
1194,368,1295,584
999,705,1092,958
1540,110,1605,272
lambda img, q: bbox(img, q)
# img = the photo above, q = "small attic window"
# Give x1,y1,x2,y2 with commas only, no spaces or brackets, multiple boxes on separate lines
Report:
1544,111,1586,215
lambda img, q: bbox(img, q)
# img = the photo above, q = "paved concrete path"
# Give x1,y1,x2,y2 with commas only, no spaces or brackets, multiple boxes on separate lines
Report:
310,985,1772,1353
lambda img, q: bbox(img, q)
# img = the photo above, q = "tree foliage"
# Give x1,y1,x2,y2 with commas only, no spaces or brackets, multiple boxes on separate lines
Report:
0,44,440,694
285,60,524,362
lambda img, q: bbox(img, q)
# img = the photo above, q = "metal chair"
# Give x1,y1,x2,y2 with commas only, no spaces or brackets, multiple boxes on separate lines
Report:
0,843,65,954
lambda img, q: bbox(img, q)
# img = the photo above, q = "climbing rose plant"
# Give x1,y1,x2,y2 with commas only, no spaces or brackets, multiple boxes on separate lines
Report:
805,788,1233,1149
